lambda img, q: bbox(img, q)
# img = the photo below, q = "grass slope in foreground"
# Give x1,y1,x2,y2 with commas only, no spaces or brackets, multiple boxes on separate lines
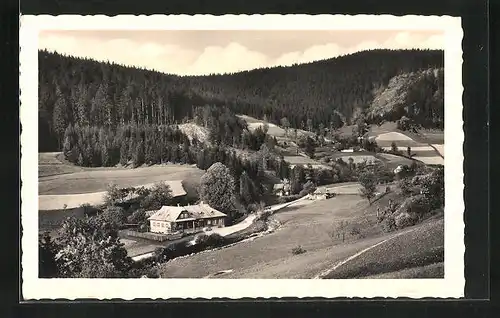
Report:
157,189,443,279
324,218,444,279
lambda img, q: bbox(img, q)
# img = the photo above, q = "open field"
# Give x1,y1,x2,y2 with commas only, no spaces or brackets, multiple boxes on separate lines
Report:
39,164,203,195
375,153,415,170
238,114,314,139
331,153,380,165
238,116,444,168
375,132,423,148
39,152,84,177
38,153,205,231
431,144,444,157
413,156,444,165
157,186,441,279
283,155,331,169
363,262,444,279
38,177,200,232
39,179,187,210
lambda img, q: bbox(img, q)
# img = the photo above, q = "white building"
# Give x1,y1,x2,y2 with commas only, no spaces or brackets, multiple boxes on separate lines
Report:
148,202,227,234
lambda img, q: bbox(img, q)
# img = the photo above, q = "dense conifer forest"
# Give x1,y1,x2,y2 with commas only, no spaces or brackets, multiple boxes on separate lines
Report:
38,49,443,152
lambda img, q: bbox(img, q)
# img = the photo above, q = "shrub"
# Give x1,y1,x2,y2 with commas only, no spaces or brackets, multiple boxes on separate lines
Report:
398,178,415,196
278,194,302,204
291,245,306,255
127,209,146,225
256,209,272,222
349,226,363,238
406,195,432,219
376,214,385,224
139,223,149,232
391,141,399,154
104,183,129,206
80,203,99,217
359,171,377,204
95,206,127,229
204,233,226,247
299,180,317,197
397,116,413,131
140,182,173,210
194,233,209,245
420,167,444,209
194,233,227,248
381,216,397,232
394,212,417,229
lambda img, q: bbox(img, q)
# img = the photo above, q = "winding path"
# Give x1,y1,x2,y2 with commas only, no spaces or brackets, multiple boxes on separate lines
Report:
312,227,419,279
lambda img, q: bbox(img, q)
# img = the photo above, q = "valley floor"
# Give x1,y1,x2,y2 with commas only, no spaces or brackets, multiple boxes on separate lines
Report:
157,190,444,279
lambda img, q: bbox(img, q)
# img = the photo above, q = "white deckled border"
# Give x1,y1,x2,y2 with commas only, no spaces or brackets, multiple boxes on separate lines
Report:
20,14,464,300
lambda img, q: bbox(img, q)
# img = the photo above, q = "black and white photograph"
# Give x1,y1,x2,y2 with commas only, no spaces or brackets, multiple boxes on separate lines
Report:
20,15,464,299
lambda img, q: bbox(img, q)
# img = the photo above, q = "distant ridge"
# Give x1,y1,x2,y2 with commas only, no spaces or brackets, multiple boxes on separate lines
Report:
39,49,443,151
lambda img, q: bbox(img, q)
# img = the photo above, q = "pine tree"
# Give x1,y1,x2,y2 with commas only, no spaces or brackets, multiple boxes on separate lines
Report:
133,139,145,167
239,171,255,206
52,86,69,149
91,82,111,127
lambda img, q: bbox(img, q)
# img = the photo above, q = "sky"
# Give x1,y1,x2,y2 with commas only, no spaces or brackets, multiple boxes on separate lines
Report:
39,30,444,76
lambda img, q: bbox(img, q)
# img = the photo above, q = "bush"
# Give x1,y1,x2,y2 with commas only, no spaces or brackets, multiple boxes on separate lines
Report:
398,178,415,196
194,233,227,248
194,233,209,245
140,182,173,210
278,194,302,204
291,245,306,255
406,195,432,219
394,212,417,229
256,209,272,222
421,167,444,209
381,216,397,232
299,180,317,197
95,206,127,228
349,226,363,238
396,116,412,131
127,209,146,225
204,233,226,247
359,171,377,204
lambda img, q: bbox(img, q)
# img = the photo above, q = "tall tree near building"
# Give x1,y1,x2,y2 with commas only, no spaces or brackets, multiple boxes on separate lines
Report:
199,162,236,217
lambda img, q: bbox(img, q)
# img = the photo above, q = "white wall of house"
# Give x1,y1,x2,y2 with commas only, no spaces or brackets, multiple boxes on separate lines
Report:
150,220,172,234
150,217,225,234
205,218,225,227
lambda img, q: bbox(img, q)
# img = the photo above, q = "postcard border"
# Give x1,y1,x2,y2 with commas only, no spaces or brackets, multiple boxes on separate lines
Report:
20,14,465,300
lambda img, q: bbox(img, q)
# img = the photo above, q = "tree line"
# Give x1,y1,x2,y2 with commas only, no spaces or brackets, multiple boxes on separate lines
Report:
39,49,443,151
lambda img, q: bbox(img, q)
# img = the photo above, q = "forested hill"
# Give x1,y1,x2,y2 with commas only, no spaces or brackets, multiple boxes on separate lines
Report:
38,49,443,151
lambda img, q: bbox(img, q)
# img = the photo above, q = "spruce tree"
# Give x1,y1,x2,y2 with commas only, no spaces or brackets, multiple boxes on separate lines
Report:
52,86,69,149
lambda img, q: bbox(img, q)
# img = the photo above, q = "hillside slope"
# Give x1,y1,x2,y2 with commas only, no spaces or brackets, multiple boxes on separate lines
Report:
38,49,443,151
